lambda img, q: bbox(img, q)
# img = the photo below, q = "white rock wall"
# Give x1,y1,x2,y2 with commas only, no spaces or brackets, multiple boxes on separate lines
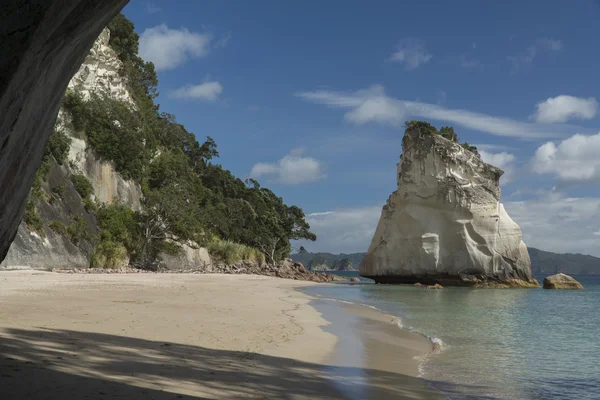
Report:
360,130,536,287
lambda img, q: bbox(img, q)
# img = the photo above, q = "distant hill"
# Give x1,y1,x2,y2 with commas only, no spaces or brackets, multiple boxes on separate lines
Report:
291,248,600,275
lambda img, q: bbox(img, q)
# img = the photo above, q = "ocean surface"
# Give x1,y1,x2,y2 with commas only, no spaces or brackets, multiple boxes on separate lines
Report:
304,272,600,400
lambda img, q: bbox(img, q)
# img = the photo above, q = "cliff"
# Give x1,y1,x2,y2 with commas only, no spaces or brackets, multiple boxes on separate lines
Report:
1,16,316,273
2,28,164,270
360,122,538,287
0,0,127,263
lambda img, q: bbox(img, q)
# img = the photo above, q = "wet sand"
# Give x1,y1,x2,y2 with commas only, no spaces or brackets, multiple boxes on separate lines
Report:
0,271,442,399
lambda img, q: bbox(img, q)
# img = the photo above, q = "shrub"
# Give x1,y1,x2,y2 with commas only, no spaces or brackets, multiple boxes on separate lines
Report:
66,215,89,244
461,142,480,157
52,184,66,196
404,120,438,136
70,174,93,199
62,90,87,131
83,197,98,214
47,129,72,165
24,199,44,234
90,240,129,269
49,220,67,235
439,126,459,142
207,240,265,265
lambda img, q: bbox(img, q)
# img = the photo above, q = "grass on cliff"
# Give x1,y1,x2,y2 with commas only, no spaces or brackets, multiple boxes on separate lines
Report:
207,240,265,265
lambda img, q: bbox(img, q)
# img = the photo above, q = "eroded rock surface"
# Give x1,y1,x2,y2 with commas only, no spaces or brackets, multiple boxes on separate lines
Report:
360,125,538,288
0,0,128,263
543,273,584,290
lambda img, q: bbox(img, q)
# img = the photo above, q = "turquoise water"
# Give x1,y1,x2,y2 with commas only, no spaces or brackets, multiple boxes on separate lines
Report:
305,273,600,399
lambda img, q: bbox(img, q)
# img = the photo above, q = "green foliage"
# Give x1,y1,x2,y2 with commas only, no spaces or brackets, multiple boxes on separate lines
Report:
404,120,438,135
27,13,317,267
62,90,87,132
49,220,67,235
439,126,458,142
96,203,140,255
52,184,65,196
70,174,93,199
66,215,89,244
90,240,129,269
207,240,265,265
461,142,480,156
65,94,149,181
24,199,44,234
83,197,98,213
47,129,72,165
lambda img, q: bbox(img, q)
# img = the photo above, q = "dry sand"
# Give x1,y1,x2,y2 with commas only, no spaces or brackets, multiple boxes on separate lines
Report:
0,271,443,399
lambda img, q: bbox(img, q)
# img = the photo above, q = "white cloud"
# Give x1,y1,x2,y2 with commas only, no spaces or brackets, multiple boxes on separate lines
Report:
460,55,482,69
532,95,598,123
479,150,516,183
169,81,223,101
139,24,212,71
508,38,563,74
249,148,326,185
505,191,600,257
292,206,383,254
390,38,432,70
296,84,583,139
532,132,600,183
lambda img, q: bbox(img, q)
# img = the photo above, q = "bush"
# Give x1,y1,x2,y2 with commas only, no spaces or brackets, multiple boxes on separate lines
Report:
70,174,93,199
49,220,67,235
90,240,129,269
95,203,139,253
439,126,458,142
83,197,98,213
52,184,66,196
207,240,265,265
461,142,480,157
47,129,72,165
66,215,89,244
24,199,44,234
62,90,87,131
404,120,438,136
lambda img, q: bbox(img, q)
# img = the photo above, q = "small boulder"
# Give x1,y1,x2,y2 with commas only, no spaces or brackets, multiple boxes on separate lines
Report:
543,273,584,290
413,282,423,287
350,277,360,282
426,283,444,289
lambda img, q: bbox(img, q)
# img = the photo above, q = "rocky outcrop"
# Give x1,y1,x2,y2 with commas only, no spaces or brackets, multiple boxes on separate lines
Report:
543,273,584,290
51,259,348,283
360,124,538,288
0,0,128,264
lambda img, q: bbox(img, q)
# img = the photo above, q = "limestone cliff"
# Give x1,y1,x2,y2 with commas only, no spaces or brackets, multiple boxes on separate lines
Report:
2,28,181,270
360,124,538,287
0,0,128,263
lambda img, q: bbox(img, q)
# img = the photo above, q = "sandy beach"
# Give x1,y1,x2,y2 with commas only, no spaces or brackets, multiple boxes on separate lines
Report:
0,271,442,399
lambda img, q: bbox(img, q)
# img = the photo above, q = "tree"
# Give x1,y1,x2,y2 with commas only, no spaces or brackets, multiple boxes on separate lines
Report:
439,126,458,142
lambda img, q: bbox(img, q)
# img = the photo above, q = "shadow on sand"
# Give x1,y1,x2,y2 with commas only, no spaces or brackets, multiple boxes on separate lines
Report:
0,328,496,399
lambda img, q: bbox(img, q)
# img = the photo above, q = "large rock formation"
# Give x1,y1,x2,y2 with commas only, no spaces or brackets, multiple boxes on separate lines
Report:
360,123,538,288
543,273,584,290
0,0,128,263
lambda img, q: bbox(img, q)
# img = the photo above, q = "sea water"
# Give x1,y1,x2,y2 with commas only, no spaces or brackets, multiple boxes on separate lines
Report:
304,273,600,399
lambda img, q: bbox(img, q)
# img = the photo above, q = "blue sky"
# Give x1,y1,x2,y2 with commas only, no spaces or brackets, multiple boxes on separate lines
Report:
122,0,600,256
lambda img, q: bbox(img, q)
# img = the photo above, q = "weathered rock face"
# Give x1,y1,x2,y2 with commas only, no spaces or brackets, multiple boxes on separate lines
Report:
543,273,584,290
360,127,538,287
0,0,128,263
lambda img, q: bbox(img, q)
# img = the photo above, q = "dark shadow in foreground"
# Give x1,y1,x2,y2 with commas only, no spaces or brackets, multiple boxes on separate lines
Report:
0,328,496,399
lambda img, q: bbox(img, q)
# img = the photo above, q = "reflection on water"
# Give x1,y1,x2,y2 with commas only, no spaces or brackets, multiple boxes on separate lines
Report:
306,274,600,399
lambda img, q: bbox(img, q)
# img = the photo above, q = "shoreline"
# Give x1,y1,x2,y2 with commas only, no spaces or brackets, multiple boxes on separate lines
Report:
0,271,443,399
305,292,445,399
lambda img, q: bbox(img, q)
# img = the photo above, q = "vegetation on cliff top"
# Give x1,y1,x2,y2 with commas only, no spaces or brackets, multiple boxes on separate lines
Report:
404,120,480,157
27,13,316,267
